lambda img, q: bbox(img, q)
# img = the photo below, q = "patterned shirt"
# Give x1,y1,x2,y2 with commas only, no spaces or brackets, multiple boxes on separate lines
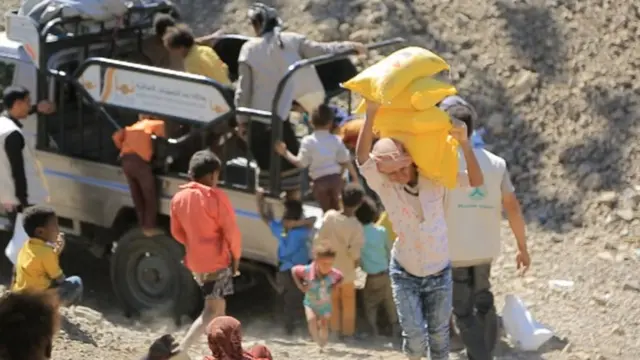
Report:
292,263,343,312
358,158,452,277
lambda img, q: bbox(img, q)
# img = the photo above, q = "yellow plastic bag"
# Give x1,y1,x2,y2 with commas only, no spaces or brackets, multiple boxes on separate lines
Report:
380,129,459,188
354,77,457,113
342,47,450,103
372,106,452,135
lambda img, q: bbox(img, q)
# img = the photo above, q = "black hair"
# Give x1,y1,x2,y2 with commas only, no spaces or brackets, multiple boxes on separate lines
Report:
2,86,30,110
447,105,474,137
22,205,57,239
0,290,59,360
313,243,336,258
311,104,334,128
282,199,304,221
355,196,378,225
153,13,177,38
162,24,195,49
188,150,222,179
342,183,365,208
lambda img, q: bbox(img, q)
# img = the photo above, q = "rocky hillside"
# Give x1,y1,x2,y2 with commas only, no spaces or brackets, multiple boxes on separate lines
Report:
0,1,639,360
177,0,640,235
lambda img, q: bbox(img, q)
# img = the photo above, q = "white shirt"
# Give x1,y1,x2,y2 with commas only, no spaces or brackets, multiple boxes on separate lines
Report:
358,157,451,277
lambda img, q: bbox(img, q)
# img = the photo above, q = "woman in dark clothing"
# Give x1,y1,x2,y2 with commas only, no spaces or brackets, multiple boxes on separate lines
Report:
235,3,366,198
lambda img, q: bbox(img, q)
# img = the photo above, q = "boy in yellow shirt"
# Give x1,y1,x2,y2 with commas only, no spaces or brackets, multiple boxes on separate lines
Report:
163,24,231,86
11,205,83,306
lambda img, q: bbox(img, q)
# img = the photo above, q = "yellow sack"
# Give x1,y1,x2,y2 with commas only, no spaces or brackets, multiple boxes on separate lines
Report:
342,47,450,103
380,128,459,188
354,77,457,113
369,106,452,135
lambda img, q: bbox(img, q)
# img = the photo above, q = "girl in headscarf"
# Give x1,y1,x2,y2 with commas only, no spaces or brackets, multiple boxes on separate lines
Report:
204,316,273,360
235,2,367,198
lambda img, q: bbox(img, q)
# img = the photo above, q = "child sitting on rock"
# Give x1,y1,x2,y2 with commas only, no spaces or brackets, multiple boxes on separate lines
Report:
291,244,343,350
11,205,83,306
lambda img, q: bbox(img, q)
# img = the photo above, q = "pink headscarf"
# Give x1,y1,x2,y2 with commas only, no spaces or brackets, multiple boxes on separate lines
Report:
370,138,413,174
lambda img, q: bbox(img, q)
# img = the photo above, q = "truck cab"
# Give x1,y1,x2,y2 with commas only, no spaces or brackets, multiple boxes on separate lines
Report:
0,3,404,319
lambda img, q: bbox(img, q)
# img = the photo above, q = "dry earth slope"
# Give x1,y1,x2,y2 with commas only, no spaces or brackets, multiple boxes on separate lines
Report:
0,0,639,359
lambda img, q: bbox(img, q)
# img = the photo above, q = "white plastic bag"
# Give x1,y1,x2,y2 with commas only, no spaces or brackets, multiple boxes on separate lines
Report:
501,294,554,351
5,213,29,265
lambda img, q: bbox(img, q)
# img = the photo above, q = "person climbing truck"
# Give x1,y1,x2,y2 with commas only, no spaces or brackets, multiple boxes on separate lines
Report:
112,114,166,237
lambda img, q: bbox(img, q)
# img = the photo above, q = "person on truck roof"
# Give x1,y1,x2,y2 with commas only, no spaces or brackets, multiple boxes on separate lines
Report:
163,24,231,86
234,3,367,198
142,13,226,71
0,86,54,227
112,114,166,237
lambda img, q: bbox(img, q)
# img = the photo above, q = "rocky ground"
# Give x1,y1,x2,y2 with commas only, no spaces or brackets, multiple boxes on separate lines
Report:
1,0,640,359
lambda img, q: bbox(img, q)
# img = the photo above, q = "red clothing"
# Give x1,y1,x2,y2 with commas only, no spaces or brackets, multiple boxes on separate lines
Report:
170,182,241,273
204,316,273,360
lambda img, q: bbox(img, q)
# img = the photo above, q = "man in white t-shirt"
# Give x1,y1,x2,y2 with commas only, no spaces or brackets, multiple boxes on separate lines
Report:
441,96,531,360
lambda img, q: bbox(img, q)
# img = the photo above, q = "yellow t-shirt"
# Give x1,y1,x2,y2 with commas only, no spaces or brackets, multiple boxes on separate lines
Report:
376,211,397,249
12,238,63,292
184,45,231,86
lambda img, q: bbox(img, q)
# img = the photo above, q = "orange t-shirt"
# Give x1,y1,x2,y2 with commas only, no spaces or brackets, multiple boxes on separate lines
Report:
170,182,242,274
112,119,166,162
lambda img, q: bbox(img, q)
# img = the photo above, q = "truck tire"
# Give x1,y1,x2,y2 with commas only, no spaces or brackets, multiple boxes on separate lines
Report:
110,229,201,320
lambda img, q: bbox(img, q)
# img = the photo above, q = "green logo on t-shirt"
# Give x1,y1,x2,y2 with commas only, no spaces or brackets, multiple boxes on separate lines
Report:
468,187,486,200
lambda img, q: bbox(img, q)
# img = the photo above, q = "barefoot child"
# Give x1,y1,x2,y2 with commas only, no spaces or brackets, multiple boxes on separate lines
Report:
291,245,343,349
275,104,359,212
170,150,241,352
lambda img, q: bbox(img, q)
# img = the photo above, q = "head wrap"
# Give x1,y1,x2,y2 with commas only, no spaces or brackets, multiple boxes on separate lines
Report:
247,3,283,47
370,138,413,174
203,316,273,360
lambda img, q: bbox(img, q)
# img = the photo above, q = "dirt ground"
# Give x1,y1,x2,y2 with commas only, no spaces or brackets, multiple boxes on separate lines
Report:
1,0,640,359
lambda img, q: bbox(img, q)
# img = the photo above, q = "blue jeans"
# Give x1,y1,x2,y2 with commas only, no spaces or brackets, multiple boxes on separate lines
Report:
54,276,83,305
389,258,452,359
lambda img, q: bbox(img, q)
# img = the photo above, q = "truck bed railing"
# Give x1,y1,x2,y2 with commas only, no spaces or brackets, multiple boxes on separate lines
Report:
267,37,405,195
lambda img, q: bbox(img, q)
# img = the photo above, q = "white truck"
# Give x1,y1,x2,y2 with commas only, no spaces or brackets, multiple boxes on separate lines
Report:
0,3,403,319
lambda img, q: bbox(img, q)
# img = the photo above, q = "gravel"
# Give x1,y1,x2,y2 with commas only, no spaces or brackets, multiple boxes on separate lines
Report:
1,0,640,359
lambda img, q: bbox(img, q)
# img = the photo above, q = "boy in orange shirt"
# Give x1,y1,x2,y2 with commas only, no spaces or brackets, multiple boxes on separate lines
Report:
112,114,165,236
170,150,241,353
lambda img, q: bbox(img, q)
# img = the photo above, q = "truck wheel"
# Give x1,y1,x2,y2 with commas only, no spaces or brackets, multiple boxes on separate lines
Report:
110,229,200,320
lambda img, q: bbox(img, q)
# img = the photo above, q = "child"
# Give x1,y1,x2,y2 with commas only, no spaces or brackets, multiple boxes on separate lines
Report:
275,104,359,212
12,205,83,306
314,183,365,339
256,189,315,335
0,290,60,360
170,150,241,352
112,114,166,237
355,197,399,338
291,244,343,349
